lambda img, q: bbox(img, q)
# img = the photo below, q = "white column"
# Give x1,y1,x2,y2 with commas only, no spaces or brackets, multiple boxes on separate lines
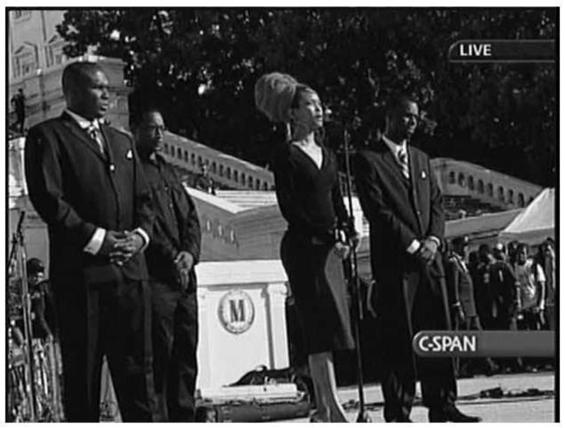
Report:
196,287,211,390
265,282,290,369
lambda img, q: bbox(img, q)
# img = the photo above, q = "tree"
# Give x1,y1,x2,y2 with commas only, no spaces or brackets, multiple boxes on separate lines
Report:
57,8,557,185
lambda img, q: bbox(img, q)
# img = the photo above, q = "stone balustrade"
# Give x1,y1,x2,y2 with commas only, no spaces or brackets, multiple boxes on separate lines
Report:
432,157,543,210
165,150,543,211
162,133,275,192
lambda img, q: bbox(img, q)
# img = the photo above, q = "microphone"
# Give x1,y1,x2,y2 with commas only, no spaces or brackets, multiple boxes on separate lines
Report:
324,108,335,124
324,108,361,129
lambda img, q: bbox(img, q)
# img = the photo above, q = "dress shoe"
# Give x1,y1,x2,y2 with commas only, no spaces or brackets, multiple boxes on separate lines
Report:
309,411,324,423
389,417,412,422
458,367,474,378
429,406,481,422
386,414,412,422
484,360,499,377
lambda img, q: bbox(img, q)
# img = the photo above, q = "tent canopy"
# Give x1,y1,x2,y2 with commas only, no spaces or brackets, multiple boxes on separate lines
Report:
499,188,555,245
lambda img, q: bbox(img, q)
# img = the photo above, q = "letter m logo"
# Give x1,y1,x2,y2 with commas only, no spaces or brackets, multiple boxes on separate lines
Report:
229,298,245,323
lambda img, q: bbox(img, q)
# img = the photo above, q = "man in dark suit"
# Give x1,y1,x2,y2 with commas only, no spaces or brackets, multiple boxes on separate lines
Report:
24,62,156,421
353,95,480,422
446,237,479,329
445,237,497,376
470,244,497,330
490,243,523,372
132,108,201,421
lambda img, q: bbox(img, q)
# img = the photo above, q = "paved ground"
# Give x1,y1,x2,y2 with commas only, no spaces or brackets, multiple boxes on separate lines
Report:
284,371,556,423
101,369,555,422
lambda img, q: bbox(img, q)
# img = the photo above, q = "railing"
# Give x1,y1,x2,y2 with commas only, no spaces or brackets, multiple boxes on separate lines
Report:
161,147,545,210
9,129,543,216
432,158,543,210
162,132,275,192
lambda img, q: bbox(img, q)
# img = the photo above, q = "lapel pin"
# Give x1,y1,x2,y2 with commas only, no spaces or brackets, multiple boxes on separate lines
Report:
126,149,133,159
421,170,427,179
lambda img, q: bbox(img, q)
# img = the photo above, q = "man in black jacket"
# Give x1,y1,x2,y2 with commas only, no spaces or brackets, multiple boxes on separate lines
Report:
471,244,497,330
446,237,479,330
445,237,497,376
25,62,155,421
133,108,201,422
354,95,480,422
491,243,523,372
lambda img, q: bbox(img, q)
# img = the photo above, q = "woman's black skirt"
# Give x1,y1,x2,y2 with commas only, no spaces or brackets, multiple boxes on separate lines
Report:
281,230,355,355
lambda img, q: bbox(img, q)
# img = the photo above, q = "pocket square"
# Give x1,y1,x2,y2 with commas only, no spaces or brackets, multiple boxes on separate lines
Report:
126,149,133,159
421,170,427,179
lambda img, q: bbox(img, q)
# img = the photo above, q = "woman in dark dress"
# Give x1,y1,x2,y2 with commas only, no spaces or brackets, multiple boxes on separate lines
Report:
255,73,357,422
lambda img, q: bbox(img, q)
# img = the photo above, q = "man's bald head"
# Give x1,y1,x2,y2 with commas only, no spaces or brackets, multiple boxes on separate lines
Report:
62,62,103,95
62,62,110,120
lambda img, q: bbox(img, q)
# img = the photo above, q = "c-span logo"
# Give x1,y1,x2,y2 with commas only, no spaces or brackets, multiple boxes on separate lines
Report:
412,331,554,357
414,332,477,356
218,290,255,334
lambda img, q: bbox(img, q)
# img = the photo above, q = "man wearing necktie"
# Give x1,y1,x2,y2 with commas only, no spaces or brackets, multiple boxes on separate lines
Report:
354,95,480,422
87,121,105,154
24,62,156,421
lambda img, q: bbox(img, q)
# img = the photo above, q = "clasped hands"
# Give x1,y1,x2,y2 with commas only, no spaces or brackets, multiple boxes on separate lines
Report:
416,237,439,266
100,230,144,266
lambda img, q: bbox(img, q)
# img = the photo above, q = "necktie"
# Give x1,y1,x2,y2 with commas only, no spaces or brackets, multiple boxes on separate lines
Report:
397,148,409,179
87,123,105,155
459,257,469,273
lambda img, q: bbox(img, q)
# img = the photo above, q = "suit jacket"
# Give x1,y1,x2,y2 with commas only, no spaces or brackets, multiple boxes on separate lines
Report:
489,260,518,320
354,139,444,273
354,138,448,337
24,112,154,287
445,253,478,318
470,259,496,321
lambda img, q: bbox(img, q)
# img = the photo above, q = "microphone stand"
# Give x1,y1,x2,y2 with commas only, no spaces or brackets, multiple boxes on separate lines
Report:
341,129,371,423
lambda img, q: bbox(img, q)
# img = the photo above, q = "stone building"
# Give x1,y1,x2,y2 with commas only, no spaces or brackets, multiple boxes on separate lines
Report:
8,10,131,132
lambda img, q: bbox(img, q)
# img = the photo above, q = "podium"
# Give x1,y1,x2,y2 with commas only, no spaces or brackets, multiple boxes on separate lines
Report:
195,260,290,391
100,259,291,420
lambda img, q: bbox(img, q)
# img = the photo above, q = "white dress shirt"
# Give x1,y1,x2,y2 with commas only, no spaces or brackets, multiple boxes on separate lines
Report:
65,109,105,153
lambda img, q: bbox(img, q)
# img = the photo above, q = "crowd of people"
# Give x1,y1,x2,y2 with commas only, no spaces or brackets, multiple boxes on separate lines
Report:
13,61,555,423
444,237,555,377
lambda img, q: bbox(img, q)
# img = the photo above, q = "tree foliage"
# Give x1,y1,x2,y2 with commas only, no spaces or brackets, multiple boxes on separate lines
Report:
57,8,557,185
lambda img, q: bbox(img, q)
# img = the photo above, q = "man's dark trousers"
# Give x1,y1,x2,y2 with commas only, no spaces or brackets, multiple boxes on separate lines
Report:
151,280,198,421
380,269,457,422
55,277,155,422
